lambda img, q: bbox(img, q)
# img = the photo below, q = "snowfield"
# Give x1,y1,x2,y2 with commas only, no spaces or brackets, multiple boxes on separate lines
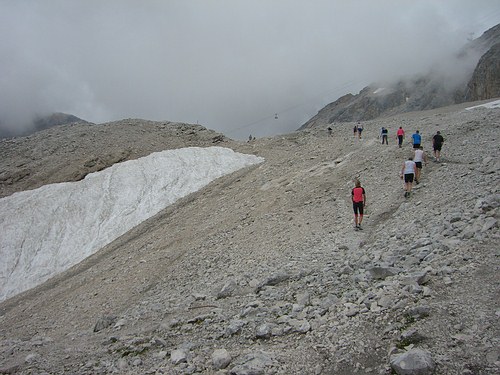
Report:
0,147,263,302
466,99,500,110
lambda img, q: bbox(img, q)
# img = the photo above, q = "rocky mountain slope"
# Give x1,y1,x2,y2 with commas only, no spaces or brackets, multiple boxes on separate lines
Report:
301,24,500,129
0,99,498,374
0,120,229,198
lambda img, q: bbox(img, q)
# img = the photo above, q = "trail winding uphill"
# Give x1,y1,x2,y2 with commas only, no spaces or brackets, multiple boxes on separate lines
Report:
0,101,499,374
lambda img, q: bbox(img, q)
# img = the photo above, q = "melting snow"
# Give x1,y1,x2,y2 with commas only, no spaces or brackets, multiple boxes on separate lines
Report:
465,99,500,110
0,147,263,302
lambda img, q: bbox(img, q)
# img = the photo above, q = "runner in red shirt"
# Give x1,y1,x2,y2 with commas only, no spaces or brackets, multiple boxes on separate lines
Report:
351,179,366,230
397,127,405,148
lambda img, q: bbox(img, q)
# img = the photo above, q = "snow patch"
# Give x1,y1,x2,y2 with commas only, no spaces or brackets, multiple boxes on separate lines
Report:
0,147,263,302
465,99,500,110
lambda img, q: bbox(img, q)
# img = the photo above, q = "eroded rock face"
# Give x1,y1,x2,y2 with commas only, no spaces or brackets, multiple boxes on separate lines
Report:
466,42,500,101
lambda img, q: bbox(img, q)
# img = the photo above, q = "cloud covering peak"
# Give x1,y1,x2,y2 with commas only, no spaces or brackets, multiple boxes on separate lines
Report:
1,0,499,138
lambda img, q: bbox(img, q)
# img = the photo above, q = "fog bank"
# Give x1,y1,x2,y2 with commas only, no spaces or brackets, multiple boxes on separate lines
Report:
1,0,499,138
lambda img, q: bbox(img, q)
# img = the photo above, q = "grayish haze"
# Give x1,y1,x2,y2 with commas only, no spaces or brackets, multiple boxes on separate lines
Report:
1,1,499,139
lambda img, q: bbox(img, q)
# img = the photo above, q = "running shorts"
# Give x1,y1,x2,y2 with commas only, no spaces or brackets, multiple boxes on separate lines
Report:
404,173,414,183
353,201,364,215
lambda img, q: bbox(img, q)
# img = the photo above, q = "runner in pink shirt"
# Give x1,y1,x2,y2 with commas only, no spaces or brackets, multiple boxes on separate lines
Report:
397,127,405,148
351,179,366,230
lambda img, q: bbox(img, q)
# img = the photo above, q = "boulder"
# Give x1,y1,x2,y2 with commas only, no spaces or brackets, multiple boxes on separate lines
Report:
390,348,436,375
212,348,232,370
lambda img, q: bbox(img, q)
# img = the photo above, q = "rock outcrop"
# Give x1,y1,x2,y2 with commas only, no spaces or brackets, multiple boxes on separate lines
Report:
465,42,500,101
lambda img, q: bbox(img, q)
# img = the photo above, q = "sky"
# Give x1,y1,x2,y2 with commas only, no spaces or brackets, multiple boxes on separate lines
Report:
1,1,499,139
0,147,263,302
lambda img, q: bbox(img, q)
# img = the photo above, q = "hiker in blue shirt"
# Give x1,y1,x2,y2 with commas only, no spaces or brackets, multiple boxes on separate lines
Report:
411,130,421,149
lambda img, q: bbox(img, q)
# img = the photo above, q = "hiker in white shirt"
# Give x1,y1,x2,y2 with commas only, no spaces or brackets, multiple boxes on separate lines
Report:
413,146,428,184
401,157,416,198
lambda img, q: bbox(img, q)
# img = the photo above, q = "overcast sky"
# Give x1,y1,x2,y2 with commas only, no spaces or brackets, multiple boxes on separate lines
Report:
1,1,499,139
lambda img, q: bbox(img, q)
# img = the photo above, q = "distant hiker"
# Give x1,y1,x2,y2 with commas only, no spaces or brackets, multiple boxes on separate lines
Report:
411,130,421,149
248,134,252,142
432,131,445,162
357,123,364,139
413,146,428,183
352,179,366,230
353,125,358,138
328,127,333,136
401,156,416,198
380,127,388,144
397,127,405,148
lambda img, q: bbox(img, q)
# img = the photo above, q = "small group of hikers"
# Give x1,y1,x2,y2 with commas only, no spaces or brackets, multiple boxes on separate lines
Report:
376,126,404,147
400,129,445,197
400,145,427,198
353,122,364,139
378,126,414,148
351,128,445,229
382,126,445,161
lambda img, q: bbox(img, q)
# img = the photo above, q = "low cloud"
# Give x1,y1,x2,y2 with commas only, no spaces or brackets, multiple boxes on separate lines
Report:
1,0,499,138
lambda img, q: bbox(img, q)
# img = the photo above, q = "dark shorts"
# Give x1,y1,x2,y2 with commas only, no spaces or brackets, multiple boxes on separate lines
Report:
404,173,414,183
413,143,420,149
434,144,442,151
353,201,364,215
415,161,422,169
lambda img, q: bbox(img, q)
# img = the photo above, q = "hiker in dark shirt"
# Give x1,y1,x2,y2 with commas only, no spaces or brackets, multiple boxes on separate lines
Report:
357,123,363,139
432,131,445,162
380,127,388,145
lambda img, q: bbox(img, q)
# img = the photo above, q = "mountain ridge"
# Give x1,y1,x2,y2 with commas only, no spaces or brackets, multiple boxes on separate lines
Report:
0,112,87,139
0,119,229,198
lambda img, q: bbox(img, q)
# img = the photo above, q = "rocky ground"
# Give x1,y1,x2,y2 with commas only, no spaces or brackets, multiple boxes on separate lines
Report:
0,100,498,374
0,119,229,198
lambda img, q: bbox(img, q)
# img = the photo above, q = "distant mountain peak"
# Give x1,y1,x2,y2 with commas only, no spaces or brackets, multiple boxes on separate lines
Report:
300,23,500,130
0,112,87,139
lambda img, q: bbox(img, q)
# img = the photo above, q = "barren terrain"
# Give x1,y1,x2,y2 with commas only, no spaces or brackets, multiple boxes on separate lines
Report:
0,101,499,374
